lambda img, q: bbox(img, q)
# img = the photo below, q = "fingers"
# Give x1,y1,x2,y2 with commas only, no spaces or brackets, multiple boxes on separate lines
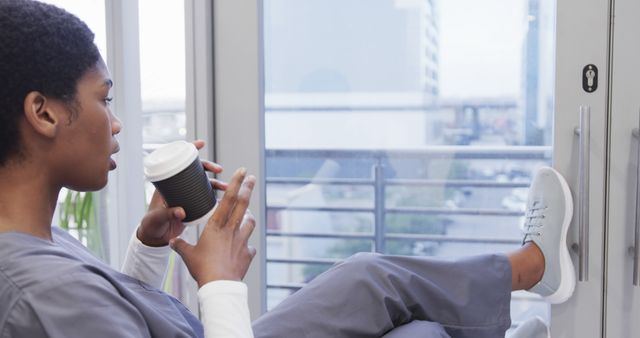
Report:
202,160,223,174
190,140,223,174
163,206,185,223
147,189,167,211
209,167,247,227
226,175,256,231
190,141,226,191
192,140,205,150
239,211,256,244
200,156,228,191
202,160,226,190
146,206,185,225
248,245,257,259
191,140,223,176
209,178,228,191
170,207,186,221
169,237,194,259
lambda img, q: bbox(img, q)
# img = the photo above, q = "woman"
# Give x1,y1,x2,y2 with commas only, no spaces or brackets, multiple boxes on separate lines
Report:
0,1,255,336
0,1,574,337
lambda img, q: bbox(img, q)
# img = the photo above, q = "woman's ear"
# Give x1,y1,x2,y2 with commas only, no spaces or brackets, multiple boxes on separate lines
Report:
22,91,59,138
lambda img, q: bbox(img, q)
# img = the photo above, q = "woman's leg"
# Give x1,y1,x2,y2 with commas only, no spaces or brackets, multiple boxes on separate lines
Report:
252,167,573,338
252,252,513,338
380,320,451,338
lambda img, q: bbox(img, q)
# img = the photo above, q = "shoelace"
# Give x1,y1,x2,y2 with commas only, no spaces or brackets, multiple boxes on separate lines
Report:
523,201,547,242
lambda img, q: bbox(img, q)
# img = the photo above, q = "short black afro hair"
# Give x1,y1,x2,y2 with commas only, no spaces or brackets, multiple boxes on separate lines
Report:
0,0,101,166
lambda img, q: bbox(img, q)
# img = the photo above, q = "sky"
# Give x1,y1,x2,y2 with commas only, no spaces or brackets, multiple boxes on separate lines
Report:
438,0,527,99
43,0,534,103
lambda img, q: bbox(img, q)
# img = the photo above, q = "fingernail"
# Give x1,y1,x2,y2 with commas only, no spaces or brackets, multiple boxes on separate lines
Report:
238,167,247,175
246,176,256,188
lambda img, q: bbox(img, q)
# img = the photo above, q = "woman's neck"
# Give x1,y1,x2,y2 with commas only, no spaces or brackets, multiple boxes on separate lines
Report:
0,162,59,241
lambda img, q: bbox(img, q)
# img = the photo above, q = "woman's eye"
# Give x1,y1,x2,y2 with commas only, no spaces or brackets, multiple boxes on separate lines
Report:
104,97,113,105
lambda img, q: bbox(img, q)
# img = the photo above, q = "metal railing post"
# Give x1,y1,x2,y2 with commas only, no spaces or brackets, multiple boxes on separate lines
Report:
374,160,386,253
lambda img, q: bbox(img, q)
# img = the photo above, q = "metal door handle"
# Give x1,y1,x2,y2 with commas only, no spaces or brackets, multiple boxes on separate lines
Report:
573,106,590,281
633,114,640,286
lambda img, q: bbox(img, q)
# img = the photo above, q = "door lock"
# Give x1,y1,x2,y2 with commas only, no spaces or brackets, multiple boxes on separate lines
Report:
583,64,598,93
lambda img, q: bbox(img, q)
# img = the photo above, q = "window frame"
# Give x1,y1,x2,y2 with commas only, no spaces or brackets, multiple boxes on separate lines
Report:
102,0,267,317
210,0,267,317
104,0,146,270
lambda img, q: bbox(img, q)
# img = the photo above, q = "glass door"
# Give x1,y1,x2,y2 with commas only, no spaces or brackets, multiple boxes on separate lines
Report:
263,1,554,328
260,0,606,334
605,0,640,335
550,0,611,335
210,0,612,334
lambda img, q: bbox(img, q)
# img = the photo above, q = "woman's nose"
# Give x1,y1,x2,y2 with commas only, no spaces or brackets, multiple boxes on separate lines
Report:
111,113,122,135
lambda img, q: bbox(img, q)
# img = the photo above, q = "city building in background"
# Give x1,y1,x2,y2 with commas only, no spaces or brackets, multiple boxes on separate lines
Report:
265,0,439,96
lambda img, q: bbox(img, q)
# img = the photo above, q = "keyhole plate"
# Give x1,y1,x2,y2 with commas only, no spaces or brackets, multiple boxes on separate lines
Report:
582,64,598,93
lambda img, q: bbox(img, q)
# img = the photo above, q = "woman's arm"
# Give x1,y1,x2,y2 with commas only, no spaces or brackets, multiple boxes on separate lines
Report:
170,168,257,338
125,141,227,286
121,230,171,288
199,281,254,338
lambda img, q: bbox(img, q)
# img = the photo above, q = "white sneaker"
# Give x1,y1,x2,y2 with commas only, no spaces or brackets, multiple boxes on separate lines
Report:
509,316,550,338
524,167,575,304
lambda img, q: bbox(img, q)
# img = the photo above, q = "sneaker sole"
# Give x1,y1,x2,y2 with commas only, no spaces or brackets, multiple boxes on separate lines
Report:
544,167,576,304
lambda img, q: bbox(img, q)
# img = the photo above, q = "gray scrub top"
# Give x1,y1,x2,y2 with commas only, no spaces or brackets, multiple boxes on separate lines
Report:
0,227,203,338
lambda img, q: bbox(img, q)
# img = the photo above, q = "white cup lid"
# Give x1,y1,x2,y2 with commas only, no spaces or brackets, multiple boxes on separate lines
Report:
144,141,199,182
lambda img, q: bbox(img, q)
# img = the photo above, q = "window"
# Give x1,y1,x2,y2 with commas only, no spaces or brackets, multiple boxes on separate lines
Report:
138,0,187,201
139,0,187,147
137,0,198,310
262,0,555,326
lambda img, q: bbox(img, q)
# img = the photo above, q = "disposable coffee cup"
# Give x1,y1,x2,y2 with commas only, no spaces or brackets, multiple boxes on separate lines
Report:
144,141,217,226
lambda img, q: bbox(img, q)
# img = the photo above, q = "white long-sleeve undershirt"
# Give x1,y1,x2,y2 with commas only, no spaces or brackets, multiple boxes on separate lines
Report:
122,232,254,338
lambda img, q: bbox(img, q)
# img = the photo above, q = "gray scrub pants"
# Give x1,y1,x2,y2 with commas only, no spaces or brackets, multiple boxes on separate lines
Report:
252,253,512,338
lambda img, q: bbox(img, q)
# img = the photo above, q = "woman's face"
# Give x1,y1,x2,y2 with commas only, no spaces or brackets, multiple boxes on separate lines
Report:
50,60,121,191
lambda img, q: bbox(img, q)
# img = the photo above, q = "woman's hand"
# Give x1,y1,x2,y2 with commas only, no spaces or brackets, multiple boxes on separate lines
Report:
169,168,257,286
136,140,228,247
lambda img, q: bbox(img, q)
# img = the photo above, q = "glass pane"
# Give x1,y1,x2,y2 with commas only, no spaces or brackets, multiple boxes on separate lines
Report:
138,0,187,203
139,0,187,147
137,0,189,298
267,209,374,234
263,0,555,325
267,262,334,285
267,237,373,260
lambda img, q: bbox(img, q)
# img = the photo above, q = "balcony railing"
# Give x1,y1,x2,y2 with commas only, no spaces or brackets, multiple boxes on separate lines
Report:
265,146,552,296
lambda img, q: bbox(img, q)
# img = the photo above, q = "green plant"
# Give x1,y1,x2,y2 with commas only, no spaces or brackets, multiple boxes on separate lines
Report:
59,190,105,259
